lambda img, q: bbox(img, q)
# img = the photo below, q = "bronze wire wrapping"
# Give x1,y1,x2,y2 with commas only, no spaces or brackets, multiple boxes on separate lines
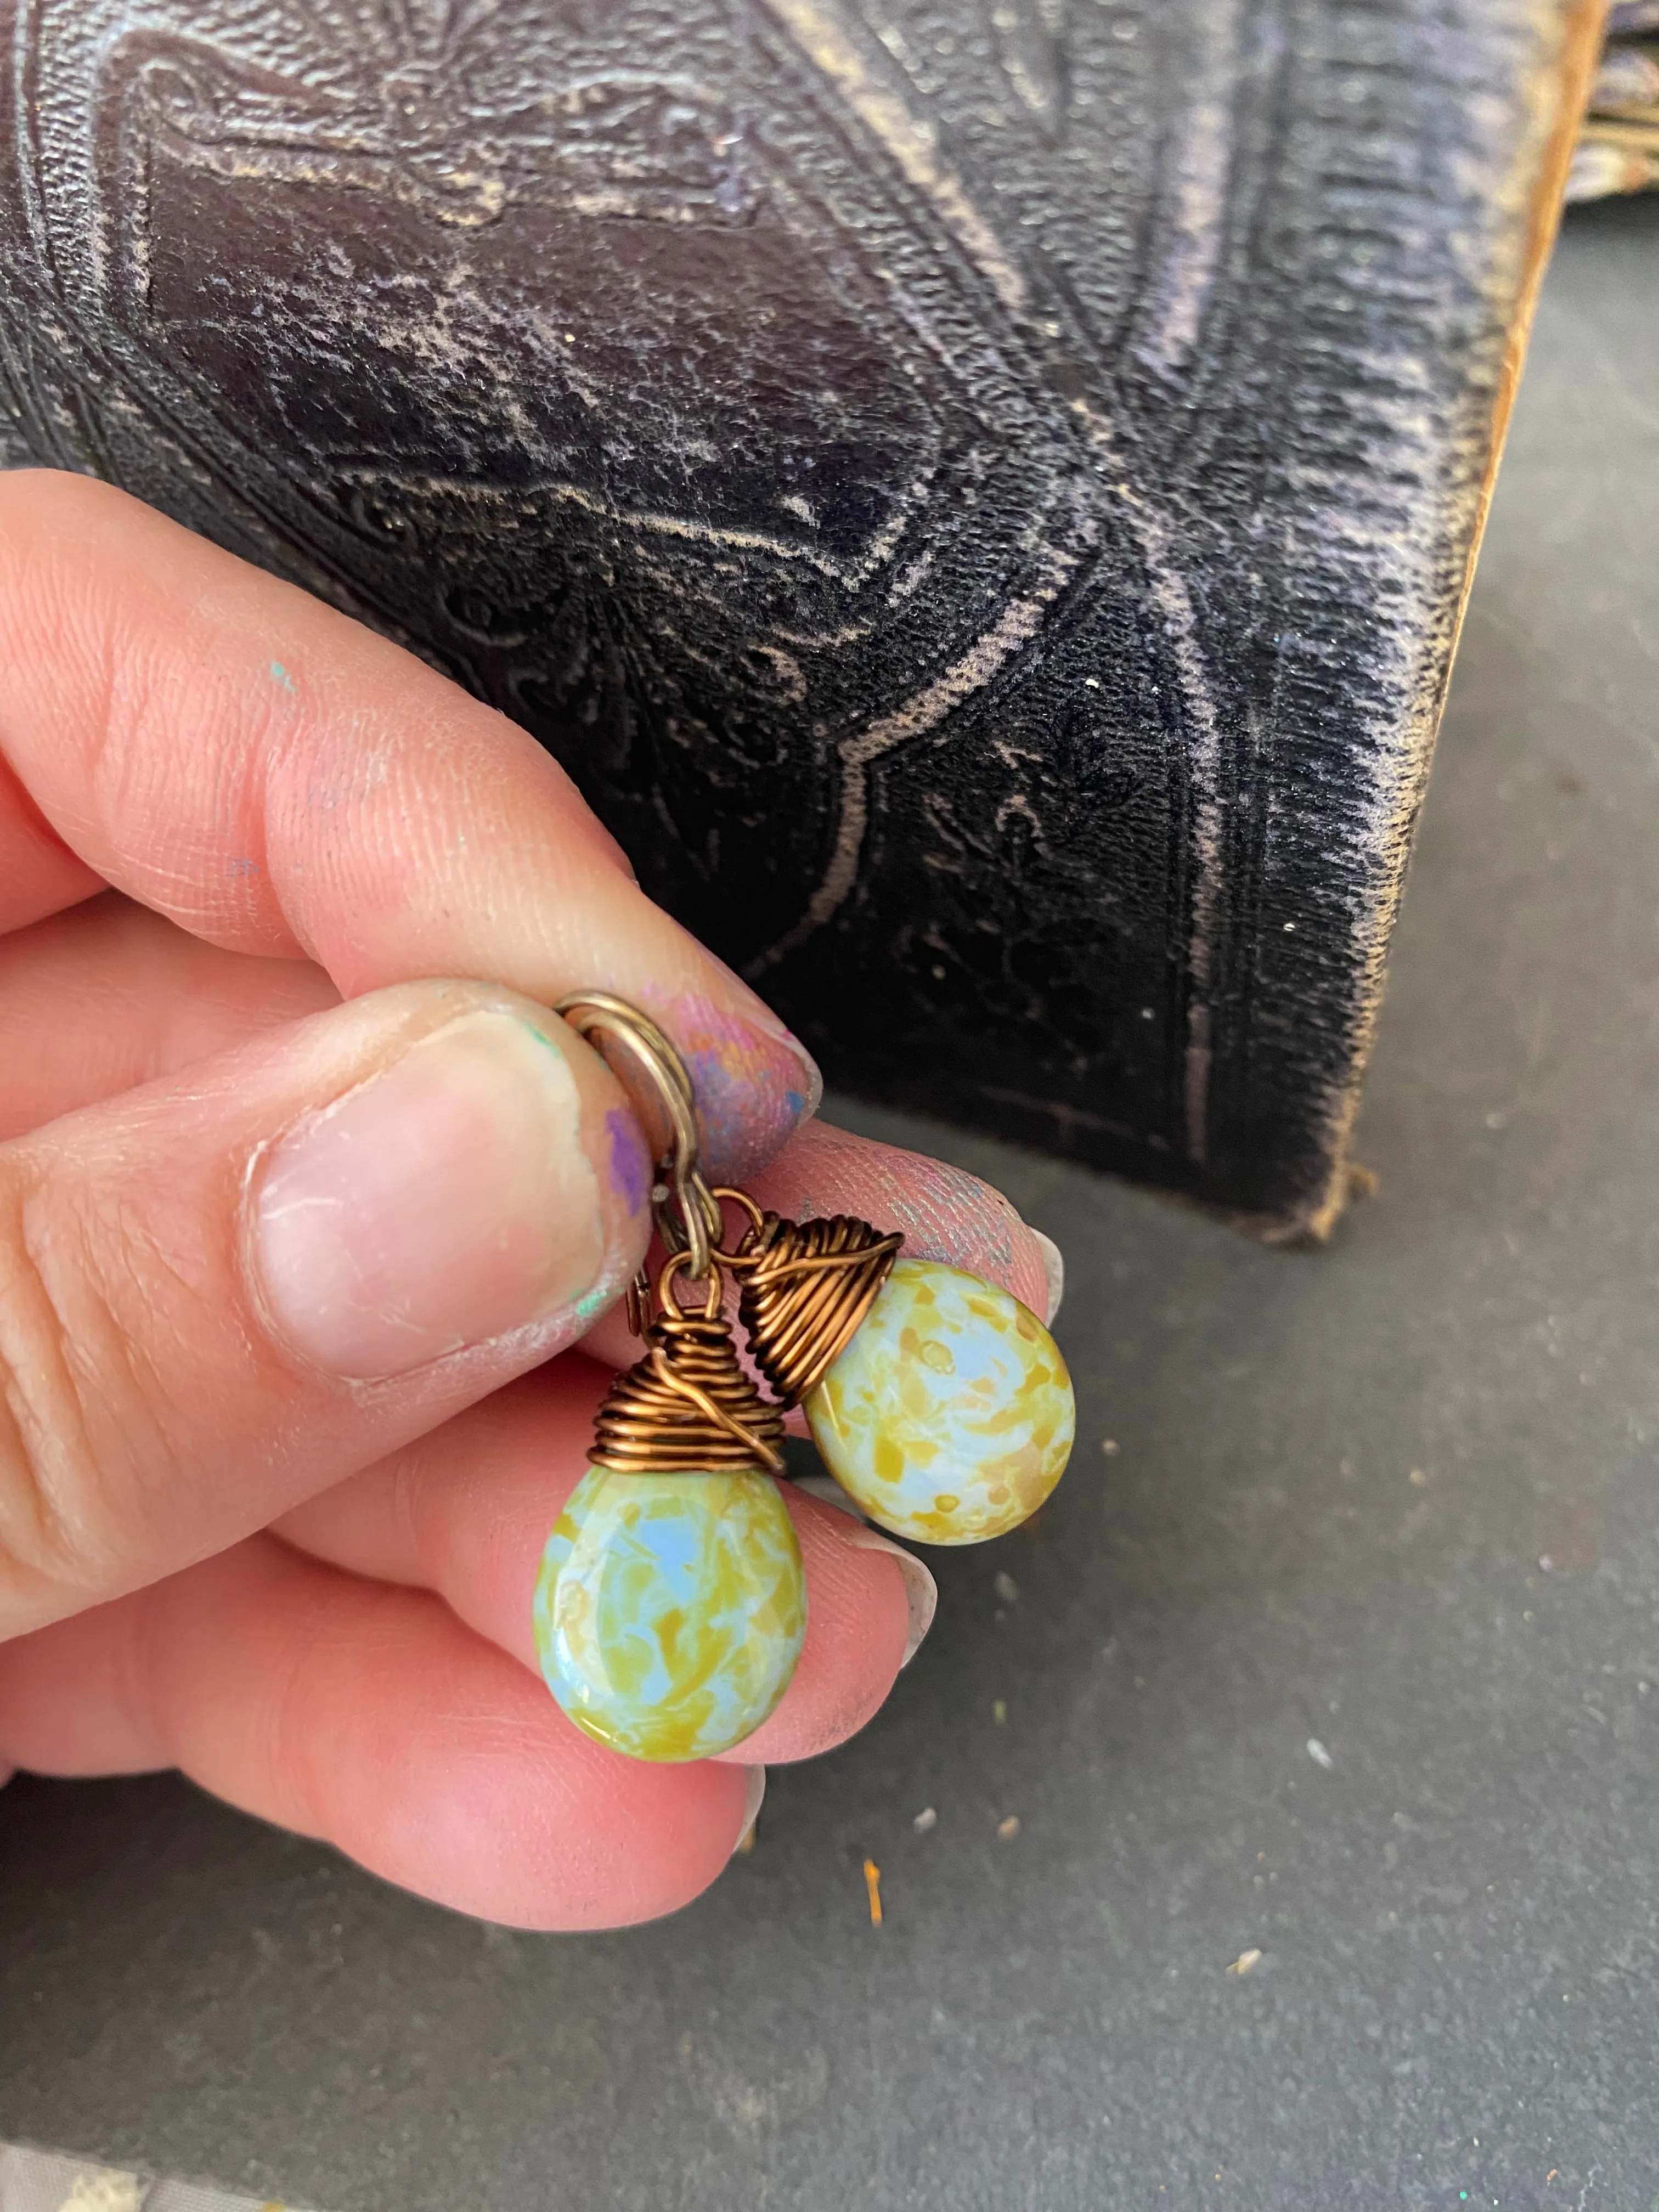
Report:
588,1253,787,1475
715,1188,902,1410
551,990,903,1476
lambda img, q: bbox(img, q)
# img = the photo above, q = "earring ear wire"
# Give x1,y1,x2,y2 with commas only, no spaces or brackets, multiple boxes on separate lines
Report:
553,989,724,1311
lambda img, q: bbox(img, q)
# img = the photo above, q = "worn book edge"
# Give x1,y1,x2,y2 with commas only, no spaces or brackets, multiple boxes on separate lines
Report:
1293,0,1607,1246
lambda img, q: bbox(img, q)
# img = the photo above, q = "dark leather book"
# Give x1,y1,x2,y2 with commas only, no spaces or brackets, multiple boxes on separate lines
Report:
0,0,1599,1233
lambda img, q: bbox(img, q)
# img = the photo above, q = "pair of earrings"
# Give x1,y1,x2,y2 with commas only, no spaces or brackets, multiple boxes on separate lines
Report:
533,994,1076,1763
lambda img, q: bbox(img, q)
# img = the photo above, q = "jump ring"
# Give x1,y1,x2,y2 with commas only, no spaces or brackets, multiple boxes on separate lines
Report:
554,991,720,1278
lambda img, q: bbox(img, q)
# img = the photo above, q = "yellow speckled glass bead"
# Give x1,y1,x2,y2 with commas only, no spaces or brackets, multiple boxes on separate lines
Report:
534,1466,805,1761
805,1258,1074,1544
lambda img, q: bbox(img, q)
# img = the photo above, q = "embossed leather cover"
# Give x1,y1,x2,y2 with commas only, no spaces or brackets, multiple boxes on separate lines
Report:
0,0,1598,1232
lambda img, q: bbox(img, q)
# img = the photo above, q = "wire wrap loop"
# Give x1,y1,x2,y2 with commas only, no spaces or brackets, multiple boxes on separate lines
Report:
589,1255,787,1474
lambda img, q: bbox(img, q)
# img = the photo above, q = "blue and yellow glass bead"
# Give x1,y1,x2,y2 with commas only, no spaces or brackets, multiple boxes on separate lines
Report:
804,1257,1073,1544
534,1464,804,1762
533,1255,806,1762
729,1197,1075,1547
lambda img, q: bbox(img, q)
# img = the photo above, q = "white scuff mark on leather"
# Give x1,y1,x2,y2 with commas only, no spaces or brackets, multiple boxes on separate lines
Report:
1068,393,1226,1168
1126,501,1224,1167
1136,0,1240,376
750,551,1079,972
352,464,940,593
760,0,1028,314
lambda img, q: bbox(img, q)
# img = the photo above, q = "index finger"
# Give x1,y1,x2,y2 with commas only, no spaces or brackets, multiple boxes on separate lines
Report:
0,471,817,1181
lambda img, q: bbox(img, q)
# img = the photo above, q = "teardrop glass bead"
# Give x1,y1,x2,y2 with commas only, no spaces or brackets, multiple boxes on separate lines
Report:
805,1257,1074,1545
534,1466,806,1762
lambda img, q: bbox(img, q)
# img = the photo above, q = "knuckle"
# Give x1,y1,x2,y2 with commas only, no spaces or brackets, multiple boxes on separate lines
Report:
0,1156,171,1632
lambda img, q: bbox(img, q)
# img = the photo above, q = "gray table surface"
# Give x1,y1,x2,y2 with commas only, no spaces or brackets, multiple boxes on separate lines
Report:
4,191,1659,2212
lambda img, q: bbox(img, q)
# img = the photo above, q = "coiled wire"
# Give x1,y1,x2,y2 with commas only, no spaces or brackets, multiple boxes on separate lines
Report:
718,1189,901,1408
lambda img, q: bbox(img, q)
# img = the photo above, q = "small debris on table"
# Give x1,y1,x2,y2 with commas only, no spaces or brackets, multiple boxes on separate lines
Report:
1226,1948,1263,1976
1408,1467,1429,1487
992,1699,1008,1725
912,1806,938,1833
862,1858,883,1926
1100,1438,1120,1456
1306,1736,1335,1769
994,1570,1020,1605
997,1815,1021,1839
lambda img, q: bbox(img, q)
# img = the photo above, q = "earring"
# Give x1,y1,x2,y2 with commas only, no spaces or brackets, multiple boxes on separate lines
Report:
532,993,1075,1764
720,1190,1074,1547
534,995,805,1764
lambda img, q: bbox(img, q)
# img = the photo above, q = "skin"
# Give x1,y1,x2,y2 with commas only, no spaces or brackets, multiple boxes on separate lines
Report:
0,471,1058,1932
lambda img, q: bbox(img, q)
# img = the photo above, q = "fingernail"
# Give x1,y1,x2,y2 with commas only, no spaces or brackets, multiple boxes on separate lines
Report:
752,1125,1051,1314
793,1471,867,1517
731,1764,766,1857
1031,1229,1065,1325
843,1526,938,1666
656,990,821,1183
252,1009,617,1381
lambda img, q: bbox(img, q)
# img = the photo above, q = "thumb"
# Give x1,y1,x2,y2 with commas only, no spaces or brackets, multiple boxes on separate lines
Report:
0,980,648,1640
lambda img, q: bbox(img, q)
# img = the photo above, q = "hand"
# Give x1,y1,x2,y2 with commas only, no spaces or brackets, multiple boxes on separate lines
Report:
0,472,1060,1928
